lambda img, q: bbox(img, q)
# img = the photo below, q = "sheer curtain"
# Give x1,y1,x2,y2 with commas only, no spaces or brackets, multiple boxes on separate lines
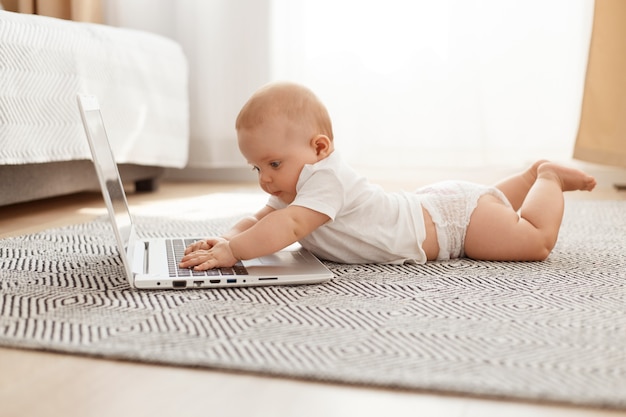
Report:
271,0,594,170
104,0,271,170
104,0,594,172
2,0,102,22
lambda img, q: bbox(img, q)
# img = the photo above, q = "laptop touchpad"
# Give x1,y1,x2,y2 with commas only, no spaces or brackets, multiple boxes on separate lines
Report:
258,252,302,265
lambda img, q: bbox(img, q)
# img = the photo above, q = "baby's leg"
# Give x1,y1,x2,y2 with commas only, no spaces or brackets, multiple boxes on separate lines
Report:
493,160,547,211
464,162,596,261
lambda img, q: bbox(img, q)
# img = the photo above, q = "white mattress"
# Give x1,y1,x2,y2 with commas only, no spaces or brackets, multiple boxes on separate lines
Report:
0,11,189,168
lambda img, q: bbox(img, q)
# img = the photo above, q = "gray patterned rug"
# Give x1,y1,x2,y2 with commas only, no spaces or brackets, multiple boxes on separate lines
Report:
1,200,625,408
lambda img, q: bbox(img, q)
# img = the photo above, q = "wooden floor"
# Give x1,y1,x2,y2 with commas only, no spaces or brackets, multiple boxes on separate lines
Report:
1,163,625,417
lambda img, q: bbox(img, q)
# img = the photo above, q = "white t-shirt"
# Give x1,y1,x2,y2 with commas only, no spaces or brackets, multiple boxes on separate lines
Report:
266,152,428,264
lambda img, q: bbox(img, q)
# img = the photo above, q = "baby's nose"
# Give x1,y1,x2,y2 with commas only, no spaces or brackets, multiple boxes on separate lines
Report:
259,171,271,183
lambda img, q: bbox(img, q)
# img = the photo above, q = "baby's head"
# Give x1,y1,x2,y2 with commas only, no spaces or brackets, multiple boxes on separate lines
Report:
236,82,333,146
235,82,334,203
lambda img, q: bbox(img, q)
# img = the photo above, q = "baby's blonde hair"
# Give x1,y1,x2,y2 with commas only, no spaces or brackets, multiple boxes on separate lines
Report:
236,82,333,141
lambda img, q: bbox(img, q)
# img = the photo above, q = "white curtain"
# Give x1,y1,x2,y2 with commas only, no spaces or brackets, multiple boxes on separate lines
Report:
104,0,594,171
104,0,271,169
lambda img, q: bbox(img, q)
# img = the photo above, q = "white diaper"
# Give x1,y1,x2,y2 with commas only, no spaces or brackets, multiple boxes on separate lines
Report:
415,181,512,260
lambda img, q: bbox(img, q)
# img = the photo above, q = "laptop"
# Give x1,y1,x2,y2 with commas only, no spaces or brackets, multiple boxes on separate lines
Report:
76,94,333,289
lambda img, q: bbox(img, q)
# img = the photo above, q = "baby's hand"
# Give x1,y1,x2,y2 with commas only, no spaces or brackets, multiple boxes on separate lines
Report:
184,239,211,255
179,237,238,270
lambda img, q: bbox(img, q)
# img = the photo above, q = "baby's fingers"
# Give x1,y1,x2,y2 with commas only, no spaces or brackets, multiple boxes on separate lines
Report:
191,259,220,271
184,240,209,255
179,251,206,268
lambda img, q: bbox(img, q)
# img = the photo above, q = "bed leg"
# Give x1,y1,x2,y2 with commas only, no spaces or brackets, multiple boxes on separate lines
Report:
135,178,159,193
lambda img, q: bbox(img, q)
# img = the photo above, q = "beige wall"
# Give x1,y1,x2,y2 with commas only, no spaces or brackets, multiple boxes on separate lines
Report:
574,0,626,168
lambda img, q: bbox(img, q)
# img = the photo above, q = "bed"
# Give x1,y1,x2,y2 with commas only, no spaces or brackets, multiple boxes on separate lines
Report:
0,11,189,206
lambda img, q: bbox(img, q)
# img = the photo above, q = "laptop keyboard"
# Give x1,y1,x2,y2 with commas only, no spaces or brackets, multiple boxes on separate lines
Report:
166,238,248,278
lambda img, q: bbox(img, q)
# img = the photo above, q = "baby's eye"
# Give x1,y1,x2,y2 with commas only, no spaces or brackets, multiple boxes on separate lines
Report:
269,161,281,169
251,166,260,173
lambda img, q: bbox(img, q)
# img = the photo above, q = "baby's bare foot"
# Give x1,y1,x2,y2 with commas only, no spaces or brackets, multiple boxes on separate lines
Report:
537,162,596,192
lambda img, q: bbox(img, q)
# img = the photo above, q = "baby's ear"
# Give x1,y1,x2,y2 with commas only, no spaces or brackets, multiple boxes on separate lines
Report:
312,135,332,158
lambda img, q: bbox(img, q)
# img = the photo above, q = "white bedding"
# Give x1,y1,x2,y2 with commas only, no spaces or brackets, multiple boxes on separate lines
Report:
0,11,188,168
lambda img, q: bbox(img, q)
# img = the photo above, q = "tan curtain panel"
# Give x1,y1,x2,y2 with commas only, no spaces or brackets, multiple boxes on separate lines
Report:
2,0,102,23
574,0,626,168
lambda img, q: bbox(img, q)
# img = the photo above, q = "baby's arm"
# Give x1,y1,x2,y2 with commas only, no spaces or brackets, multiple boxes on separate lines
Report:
182,205,275,255
222,205,276,240
230,205,329,260
179,205,329,270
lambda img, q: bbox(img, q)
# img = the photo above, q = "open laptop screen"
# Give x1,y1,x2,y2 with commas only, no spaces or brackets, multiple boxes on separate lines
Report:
77,95,132,250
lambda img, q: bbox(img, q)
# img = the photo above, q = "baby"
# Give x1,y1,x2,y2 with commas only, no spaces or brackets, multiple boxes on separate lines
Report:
179,82,597,271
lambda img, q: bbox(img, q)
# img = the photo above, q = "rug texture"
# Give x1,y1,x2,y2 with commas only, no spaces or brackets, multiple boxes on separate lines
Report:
1,200,625,408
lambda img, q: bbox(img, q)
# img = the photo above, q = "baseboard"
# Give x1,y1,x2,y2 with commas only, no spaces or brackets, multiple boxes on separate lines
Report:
165,166,256,183
163,161,626,192
570,159,626,190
